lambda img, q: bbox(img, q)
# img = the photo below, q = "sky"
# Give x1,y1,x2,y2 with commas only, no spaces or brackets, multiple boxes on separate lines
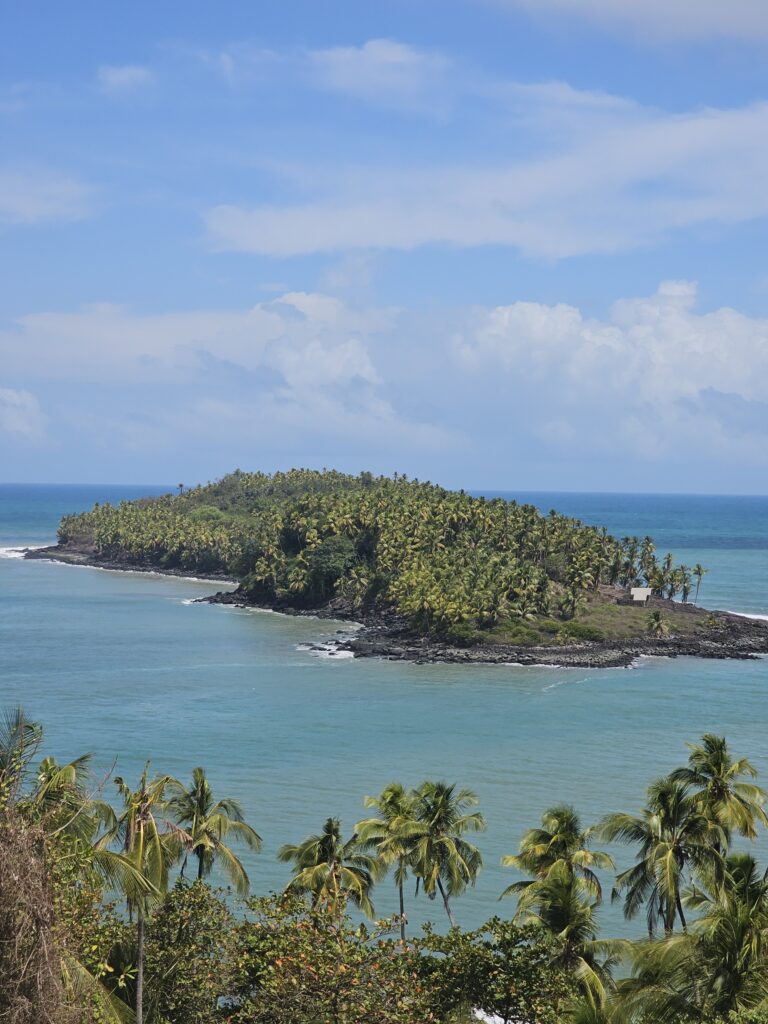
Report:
2,0,768,492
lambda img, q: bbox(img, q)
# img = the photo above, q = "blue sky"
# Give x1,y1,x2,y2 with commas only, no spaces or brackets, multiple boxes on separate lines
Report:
2,0,768,491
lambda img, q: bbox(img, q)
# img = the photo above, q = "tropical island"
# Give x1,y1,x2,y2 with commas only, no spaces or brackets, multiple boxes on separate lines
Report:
27,468,768,667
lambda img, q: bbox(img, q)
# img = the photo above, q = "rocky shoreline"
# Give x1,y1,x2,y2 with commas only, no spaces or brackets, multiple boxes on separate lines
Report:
24,545,768,669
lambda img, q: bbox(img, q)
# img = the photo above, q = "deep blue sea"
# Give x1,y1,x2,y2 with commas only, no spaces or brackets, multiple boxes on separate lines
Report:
1,484,767,939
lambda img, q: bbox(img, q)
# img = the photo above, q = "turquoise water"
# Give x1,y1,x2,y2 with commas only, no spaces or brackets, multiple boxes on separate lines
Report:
1,484,767,939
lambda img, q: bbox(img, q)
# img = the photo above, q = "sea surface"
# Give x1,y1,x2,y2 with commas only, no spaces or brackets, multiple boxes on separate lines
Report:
1,484,767,939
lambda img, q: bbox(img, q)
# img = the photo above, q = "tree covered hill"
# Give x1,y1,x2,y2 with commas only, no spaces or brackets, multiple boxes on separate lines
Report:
57,469,690,640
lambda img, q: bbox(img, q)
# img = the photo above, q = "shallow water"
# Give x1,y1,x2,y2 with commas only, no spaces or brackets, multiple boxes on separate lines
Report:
1,484,767,938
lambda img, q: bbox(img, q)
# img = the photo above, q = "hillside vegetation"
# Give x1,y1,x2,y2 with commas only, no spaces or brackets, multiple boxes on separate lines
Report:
58,469,696,641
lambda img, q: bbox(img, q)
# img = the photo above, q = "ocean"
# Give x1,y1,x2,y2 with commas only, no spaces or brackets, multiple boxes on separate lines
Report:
1,483,767,939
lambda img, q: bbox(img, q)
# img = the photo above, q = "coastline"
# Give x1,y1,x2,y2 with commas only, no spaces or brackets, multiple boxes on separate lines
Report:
24,544,768,670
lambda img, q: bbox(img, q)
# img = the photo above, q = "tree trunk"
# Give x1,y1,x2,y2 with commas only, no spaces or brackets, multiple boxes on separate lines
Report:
399,880,406,943
676,892,687,932
136,915,145,1024
197,848,204,881
437,878,456,928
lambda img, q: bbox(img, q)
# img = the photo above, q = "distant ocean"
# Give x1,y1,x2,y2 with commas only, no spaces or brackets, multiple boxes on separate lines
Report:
1,484,767,937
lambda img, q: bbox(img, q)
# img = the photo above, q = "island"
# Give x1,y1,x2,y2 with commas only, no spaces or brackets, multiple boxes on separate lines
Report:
26,469,768,668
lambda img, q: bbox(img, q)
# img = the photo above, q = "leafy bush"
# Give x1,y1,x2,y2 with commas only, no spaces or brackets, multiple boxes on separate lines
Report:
443,622,485,647
418,918,577,1024
307,535,357,600
555,622,605,643
502,623,545,645
229,894,437,1024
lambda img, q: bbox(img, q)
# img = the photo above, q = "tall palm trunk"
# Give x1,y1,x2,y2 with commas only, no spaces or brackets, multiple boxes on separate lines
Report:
437,878,456,928
676,893,687,932
136,915,145,1024
398,879,406,942
197,847,204,881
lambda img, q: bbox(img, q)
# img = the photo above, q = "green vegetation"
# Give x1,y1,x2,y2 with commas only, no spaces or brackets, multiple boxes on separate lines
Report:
57,469,702,643
9,711,768,1022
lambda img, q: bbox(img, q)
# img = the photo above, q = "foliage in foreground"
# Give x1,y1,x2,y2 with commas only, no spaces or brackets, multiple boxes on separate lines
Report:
7,709,768,1023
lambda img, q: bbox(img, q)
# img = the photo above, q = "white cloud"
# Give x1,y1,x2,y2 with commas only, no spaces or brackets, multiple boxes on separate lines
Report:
454,280,768,461
0,168,93,225
5,282,767,472
205,96,768,258
0,292,393,384
492,0,768,41
97,64,154,92
308,38,451,111
0,291,456,456
0,388,46,440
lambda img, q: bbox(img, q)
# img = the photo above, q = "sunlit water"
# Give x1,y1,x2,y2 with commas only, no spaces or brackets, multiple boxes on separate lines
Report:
1,484,767,939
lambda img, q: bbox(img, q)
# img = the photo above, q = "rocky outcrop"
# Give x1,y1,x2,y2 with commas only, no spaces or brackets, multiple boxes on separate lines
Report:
26,545,768,669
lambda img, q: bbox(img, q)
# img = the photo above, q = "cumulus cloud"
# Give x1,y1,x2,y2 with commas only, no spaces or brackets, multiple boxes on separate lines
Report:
0,291,455,458
3,283,767,477
491,0,768,41
0,292,392,384
0,388,46,440
454,280,768,463
205,96,768,258
0,168,93,225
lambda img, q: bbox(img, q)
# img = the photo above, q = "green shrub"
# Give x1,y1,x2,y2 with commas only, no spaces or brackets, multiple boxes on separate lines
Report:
444,623,486,647
555,622,605,643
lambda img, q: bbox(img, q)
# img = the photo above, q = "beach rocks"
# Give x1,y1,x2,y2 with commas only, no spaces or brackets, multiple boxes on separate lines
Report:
25,545,768,670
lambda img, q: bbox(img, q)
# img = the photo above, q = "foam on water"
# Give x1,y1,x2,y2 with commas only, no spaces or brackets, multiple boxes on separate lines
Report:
2,483,768,939
0,545,45,559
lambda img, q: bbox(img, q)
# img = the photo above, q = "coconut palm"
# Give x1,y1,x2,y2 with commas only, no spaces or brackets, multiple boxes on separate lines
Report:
97,765,179,1024
501,804,615,905
646,610,670,638
692,563,708,605
669,734,768,846
166,767,261,896
411,781,485,927
598,777,725,936
514,866,622,1003
278,816,381,919
618,853,768,1021
0,706,42,805
355,782,425,940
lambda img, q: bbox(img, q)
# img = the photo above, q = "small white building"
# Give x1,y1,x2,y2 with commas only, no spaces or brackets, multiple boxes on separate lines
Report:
630,586,653,603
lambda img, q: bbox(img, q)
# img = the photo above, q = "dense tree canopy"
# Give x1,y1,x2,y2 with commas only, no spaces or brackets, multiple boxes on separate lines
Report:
58,469,692,635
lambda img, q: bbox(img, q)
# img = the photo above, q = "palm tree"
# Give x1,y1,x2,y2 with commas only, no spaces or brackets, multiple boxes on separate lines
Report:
692,563,708,605
355,782,425,940
598,777,725,937
0,706,42,806
646,610,670,638
669,734,768,847
411,781,485,927
501,804,615,905
166,767,261,896
618,853,768,1021
515,867,621,1003
98,765,179,1024
278,817,381,920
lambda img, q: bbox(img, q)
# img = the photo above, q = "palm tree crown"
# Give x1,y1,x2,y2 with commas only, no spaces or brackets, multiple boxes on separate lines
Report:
166,766,261,897
501,804,615,905
411,781,485,927
598,777,725,937
355,782,425,939
278,816,381,919
669,734,768,842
